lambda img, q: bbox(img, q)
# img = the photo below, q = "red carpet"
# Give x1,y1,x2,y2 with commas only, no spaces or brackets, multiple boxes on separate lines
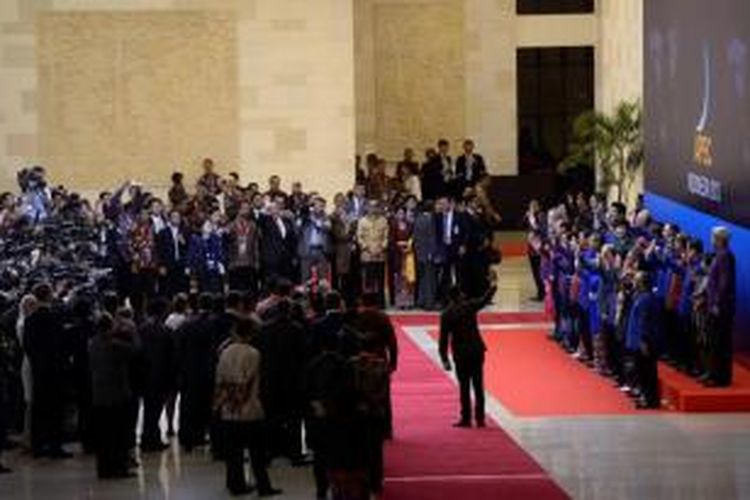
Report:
384,320,568,499
500,240,528,258
391,311,548,327
481,329,641,416
425,327,641,416
659,362,750,412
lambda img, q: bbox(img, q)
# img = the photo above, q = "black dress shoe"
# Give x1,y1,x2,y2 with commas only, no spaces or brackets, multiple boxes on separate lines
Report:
475,420,486,428
635,399,659,410
290,454,313,467
141,441,169,452
47,448,73,459
228,485,256,496
452,420,471,428
258,488,283,497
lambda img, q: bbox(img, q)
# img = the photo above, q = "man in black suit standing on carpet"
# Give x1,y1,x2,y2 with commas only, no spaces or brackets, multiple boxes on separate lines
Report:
439,284,496,428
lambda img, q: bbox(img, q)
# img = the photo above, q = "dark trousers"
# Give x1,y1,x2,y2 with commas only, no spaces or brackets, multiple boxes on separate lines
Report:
415,261,437,309
663,309,681,362
707,312,734,385
361,262,385,308
307,418,330,498
179,385,212,449
126,397,139,449
437,260,457,304
459,252,489,299
223,420,272,494
574,304,593,359
528,251,544,299
636,349,659,407
455,353,485,424
197,271,224,294
363,418,385,494
228,265,258,297
267,413,303,460
30,382,64,455
93,404,130,477
605,325,624,382
160,268,188,298
131,269,158,319
142,390,167,447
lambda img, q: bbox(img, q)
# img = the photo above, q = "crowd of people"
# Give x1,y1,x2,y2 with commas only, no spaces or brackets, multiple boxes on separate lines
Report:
526,193,737,409
0,137,502,499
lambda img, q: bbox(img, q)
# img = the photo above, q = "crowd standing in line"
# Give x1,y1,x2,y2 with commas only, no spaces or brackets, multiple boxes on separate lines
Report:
526,193,736,409
0,138,502,499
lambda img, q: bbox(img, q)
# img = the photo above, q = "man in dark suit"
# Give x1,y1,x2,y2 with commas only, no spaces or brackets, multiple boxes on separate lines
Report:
259,200,298,286
454,139,487,198
434,197,466,305
460,196,492,299
439,284,496,428
256,299,308,463
176,294,216,450
703,227,736,387
139,298,174,452
23,283,72,458
157,209,189,297
420,148,441,202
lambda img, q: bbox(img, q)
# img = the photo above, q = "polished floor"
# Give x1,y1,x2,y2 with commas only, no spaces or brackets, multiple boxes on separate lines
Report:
2,257,750,499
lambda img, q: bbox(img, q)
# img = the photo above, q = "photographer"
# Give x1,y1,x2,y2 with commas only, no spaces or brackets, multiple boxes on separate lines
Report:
17,166,50,223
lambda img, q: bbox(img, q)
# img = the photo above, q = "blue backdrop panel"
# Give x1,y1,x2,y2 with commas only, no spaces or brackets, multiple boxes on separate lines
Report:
645,192,749,351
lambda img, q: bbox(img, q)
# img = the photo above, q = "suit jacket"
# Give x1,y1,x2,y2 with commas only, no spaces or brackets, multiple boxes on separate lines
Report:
462,210,490,255
157,225,189,271
139,316,175,395
349,308,398,372
330,212,355,274
345,196,367,220
258,214,297,278
298,213,332,257
707,249,736,318
439,287,496,363
23,304,70,388
420,160,446,201
455,153,487,188
187,233,225,275
88,332,136,407
435,210,466,262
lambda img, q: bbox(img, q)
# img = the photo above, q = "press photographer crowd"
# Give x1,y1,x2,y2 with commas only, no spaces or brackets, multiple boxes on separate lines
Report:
526,193,737,410
0,139,502,499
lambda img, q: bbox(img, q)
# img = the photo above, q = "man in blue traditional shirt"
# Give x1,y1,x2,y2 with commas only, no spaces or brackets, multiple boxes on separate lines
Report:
626,272,663,409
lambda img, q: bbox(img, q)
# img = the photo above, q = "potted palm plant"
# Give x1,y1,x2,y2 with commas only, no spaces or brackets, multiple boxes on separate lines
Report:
560,100,644,203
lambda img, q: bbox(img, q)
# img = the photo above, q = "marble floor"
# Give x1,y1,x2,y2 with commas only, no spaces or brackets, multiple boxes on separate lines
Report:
2,257,750,499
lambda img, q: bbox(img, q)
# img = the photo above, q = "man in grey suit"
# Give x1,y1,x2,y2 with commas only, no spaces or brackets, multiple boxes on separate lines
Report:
413,201,439,310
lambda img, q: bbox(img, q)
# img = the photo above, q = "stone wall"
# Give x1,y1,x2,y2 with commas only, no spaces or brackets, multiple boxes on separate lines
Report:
596,0,644,205
354,0,597,175
0,0,355,201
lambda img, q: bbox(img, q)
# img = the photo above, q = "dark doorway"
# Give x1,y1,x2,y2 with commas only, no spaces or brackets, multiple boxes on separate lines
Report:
517,46,594,194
